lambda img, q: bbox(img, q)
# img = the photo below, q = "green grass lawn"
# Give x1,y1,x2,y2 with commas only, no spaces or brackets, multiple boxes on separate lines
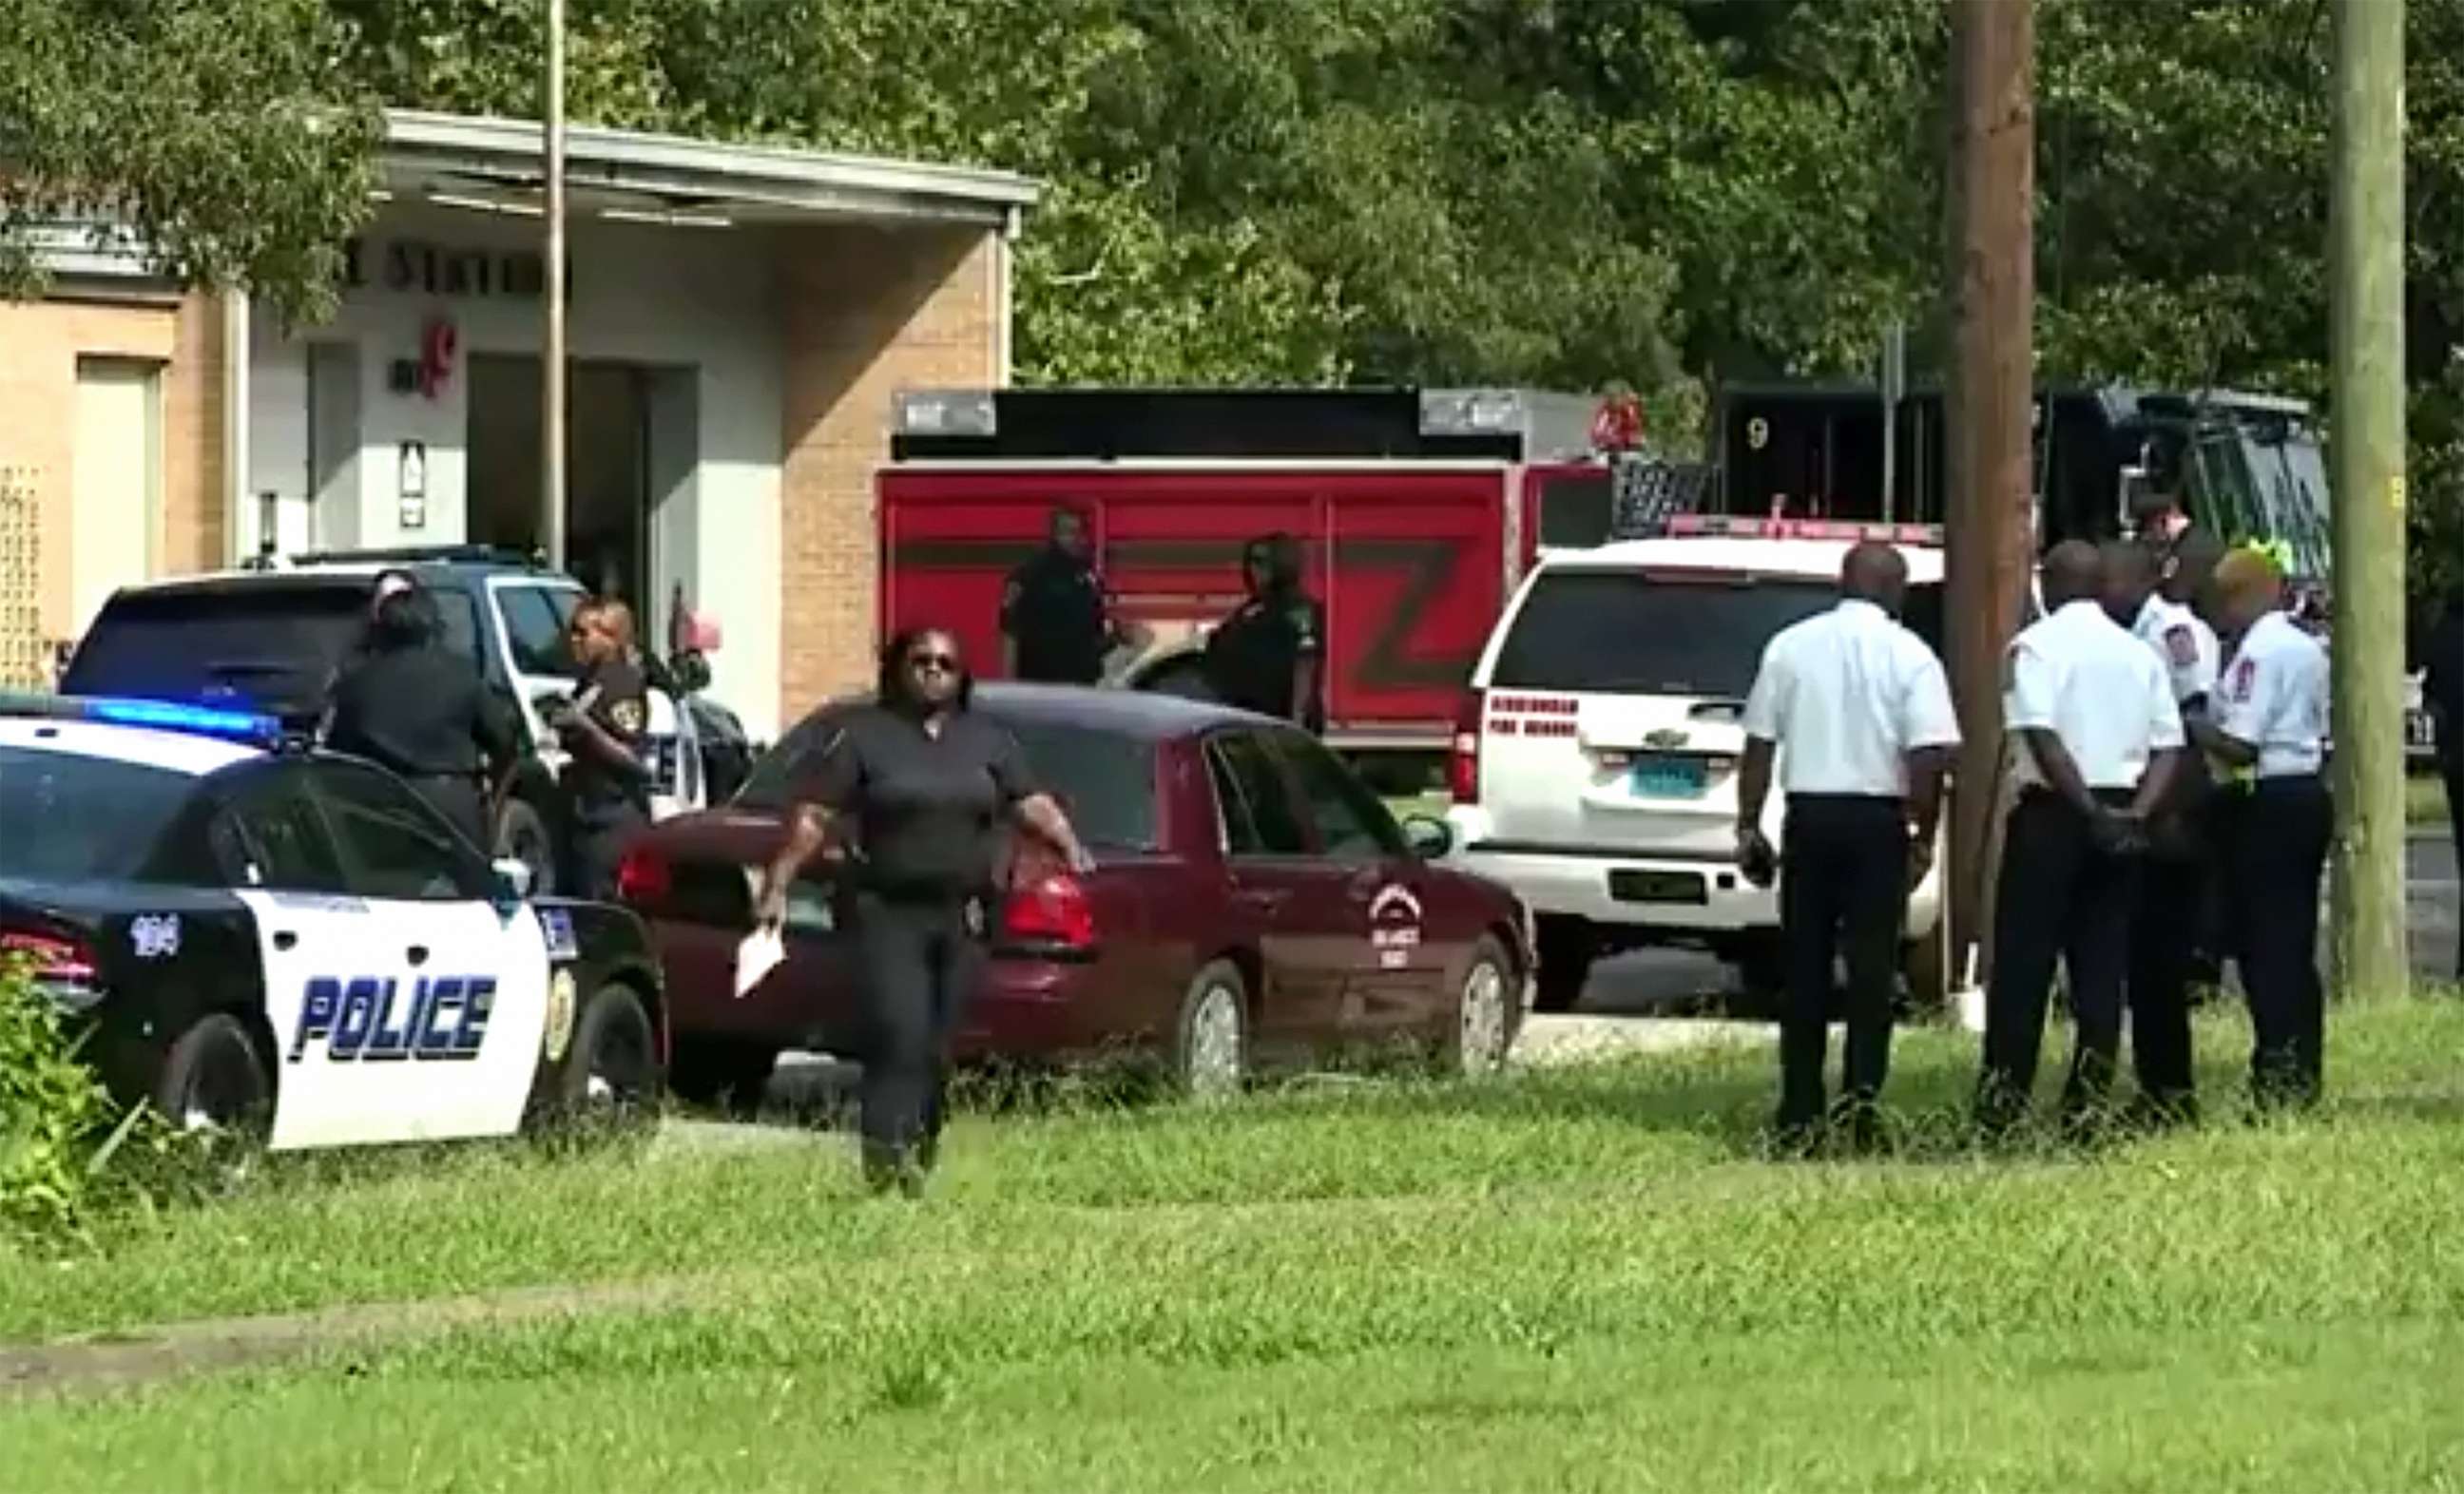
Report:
6,1000,2464,1490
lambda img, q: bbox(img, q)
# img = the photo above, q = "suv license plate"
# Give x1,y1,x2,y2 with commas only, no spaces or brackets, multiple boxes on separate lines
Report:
1609,869,1707,905
1629,755,1707,798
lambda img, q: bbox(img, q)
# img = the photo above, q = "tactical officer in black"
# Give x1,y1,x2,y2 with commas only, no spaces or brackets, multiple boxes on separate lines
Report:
1203,532,1326,733
326,583,518,849
1000,507,1117,684
757,626,1092,1197
549,597,653,900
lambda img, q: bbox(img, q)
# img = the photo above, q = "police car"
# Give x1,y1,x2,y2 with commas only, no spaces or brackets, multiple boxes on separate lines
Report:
0,694,664,1147
1440,515,1955,1013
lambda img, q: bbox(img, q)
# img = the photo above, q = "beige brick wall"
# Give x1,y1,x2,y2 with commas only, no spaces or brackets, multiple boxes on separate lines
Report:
777,223,999,724
0,287,222,667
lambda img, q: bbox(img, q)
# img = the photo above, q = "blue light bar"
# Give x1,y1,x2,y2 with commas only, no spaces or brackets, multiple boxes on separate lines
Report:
0,692,283,748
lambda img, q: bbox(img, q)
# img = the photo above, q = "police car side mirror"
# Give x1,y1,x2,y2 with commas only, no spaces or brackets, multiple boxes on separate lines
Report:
1400,814,1453,860
491,857,535,903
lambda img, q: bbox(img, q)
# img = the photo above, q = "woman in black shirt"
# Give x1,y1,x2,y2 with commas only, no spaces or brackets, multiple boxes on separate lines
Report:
757,626,1092,1197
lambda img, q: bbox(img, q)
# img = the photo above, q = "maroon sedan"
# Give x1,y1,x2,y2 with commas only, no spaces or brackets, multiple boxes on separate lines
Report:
614,684,1534,1102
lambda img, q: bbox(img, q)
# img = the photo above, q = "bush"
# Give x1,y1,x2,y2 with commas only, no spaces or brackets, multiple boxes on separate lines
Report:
0,960,202,1245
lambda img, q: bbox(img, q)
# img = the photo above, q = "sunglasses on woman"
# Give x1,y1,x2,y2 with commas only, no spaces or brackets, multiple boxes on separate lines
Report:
908,651,959,673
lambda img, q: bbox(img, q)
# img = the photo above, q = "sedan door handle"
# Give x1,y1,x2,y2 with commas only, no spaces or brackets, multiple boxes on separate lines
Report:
406,945,431,967
272,930,298,952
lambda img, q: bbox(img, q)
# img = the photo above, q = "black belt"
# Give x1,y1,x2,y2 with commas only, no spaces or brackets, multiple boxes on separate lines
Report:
2019,785,2135,809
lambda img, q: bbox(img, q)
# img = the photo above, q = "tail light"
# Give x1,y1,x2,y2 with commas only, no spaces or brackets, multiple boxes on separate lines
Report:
1002,871,1096,950
1448,689,1484,804
615,844,671,907
2,928,102,1008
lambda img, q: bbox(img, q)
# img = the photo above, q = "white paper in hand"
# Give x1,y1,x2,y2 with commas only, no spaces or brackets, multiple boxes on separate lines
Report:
734,927,785,1000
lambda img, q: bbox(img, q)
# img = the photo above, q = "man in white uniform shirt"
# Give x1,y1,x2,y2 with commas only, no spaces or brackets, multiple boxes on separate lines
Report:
2195,547,2333,1111
1975,542,2185,1138
2107,540,2222,1126
1737,542,1961,1149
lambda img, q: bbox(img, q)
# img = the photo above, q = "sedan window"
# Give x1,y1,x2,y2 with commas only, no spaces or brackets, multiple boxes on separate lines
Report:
1271,732,1405,861
1204,733,1308,857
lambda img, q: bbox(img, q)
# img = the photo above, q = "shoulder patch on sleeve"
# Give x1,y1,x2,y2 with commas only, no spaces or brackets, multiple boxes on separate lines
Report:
610,697,646,734
2164,623,2198,667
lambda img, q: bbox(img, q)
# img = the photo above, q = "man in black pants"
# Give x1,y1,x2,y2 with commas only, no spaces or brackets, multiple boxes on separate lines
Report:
2108,540,2222,1125
2424,593,2464,980
1737,541,1961,1150
1975,542,2185,1139
2197,548,2335,1110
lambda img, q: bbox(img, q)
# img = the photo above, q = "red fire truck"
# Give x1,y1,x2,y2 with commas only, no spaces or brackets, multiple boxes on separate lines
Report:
876,387,1667,783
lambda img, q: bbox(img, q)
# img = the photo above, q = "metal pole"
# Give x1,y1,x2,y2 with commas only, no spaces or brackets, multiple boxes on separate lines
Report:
1943,0,2035,983
2328,0,2408,999
541,0,568,570
1881,320,1905,525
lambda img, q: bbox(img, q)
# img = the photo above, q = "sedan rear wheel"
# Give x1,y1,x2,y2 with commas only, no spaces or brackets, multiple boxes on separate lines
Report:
1172,960,1248,1101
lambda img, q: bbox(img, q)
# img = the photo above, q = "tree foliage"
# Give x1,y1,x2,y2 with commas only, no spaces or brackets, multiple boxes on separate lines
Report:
0,0,380,324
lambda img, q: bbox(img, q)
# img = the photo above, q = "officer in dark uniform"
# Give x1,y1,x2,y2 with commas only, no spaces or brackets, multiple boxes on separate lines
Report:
549,597,653,901
327,583,518,849
1203,532,1326,732
1000,507,1118,684
757,625,1093,1197
2424,591,2464,980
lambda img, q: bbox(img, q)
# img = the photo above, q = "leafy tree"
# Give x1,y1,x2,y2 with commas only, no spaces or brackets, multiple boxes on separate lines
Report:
0,0,380,323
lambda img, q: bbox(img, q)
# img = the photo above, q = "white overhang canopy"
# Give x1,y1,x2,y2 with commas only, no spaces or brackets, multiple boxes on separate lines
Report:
380,109,1040,231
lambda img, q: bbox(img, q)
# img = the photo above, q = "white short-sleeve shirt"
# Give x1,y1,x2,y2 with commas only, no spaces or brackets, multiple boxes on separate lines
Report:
2132,594,2221,707
2006,600,2185,792
1742,598,1962,797
2216,609,2329,778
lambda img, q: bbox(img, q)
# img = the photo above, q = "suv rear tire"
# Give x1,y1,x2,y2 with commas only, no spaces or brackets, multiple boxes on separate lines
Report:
1532,917,1594,1014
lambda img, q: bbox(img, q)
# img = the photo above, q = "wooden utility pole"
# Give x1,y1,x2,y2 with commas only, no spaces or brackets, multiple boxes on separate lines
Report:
2328,0,2408,999
1942,0,2035,984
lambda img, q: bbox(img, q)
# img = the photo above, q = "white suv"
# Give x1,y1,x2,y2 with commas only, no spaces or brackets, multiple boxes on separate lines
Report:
1439,516,1952,1012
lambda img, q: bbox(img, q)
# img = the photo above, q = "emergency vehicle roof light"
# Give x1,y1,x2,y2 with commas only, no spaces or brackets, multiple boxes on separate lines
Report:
1662,515,1945,546
894,390,997,438
1419,388,1525,436
0,692,285,749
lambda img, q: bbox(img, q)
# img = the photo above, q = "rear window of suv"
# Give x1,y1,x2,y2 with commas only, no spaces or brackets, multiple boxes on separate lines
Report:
64,582,483,718
1492,568,1944,699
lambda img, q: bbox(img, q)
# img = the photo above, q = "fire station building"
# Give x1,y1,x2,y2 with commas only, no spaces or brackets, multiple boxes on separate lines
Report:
0,109,1036,739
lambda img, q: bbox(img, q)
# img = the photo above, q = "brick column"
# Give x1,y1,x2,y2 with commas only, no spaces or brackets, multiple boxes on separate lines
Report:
778,223,998,724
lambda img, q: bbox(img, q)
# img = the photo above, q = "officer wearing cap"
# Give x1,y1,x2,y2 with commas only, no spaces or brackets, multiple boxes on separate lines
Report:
1736,541,1960,1150
1203,532,1326,733
1000,507,1120,685
2131,488,2226,622
2106,540,2221,1125
1975,540,2185,1137
2195,546,2333,1111
549,596,653,900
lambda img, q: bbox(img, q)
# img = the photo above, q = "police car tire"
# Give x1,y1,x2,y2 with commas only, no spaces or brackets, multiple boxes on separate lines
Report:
547,983,658,1124
495,798,558,899
153,1013,272,1140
